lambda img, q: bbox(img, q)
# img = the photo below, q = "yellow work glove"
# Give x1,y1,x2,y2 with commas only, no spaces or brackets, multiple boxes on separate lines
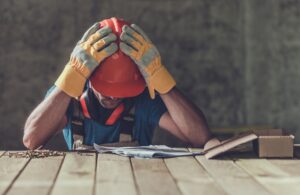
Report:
120,24,176,99
55,23,118,97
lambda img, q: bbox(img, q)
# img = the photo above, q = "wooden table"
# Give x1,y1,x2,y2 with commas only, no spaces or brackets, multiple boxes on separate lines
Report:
1,149,300,195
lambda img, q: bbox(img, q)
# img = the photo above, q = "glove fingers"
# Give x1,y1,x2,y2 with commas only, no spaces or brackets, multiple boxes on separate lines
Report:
120,32,141,50
79,23,99,43
120,42,139,60
103,42,118,56
93,42,118,61
131,24,151,42
87,26,112,45
147,84,156,99
122,25,145,45
93,33,117,51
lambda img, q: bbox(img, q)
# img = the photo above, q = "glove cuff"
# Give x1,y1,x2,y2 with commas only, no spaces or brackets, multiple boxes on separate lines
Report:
55,64,86,98
149,66,176,98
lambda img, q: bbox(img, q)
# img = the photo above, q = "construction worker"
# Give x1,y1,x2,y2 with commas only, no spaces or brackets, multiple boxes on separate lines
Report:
23,17,211,150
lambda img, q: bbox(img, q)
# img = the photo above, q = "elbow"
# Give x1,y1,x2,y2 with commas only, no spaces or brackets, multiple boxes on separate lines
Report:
192,130,212,148
23,118,43,150
23,129,41,150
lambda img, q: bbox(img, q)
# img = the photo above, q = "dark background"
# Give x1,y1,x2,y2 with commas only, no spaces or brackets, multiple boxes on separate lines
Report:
1,0,300,150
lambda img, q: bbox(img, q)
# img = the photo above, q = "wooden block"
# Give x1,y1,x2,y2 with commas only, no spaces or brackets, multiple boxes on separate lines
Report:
211,125,272,134
131,158,181,195
95,154,137,195
0,155,30,195
6,156,64,195
50,152,96,195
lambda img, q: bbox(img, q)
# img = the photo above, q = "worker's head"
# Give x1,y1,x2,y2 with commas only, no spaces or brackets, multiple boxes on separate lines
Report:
89,81,123,109
89,17,146,101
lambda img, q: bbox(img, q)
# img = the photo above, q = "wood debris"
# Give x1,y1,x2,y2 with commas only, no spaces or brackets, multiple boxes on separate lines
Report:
7,150,64,158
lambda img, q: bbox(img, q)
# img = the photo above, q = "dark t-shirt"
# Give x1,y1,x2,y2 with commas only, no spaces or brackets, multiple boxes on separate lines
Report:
46,86,167,150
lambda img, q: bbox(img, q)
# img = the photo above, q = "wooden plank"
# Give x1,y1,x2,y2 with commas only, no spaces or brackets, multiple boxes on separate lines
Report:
268,159,300,176
50,152,96,195
6,156,64,195
95,154,137,195
236,159,289,177
131,158,182,195
164,155,226,195
236,159,300,195
0,152,4,157
0,154,30,195
212,125,272,134
189,148,272,195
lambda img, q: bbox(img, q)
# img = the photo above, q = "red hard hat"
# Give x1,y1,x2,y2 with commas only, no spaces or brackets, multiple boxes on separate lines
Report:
89,17,146,98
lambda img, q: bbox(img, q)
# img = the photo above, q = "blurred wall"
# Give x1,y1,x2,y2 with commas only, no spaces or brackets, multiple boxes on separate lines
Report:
1,0,300,149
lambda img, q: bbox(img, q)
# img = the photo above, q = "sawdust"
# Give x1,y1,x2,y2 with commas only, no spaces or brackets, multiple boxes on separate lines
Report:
6,150,64,158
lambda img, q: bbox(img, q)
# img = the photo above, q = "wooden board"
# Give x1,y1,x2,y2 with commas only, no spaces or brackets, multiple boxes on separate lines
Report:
0,155,30,195
236,159,289,177
95,154,137,195
131,158,181,195
6,156,64,195
164,155,226,195
189,148,272,195
268,159,300,176
50,152,96,195
0,151,4,157
3,149,300,195
238,159,300,195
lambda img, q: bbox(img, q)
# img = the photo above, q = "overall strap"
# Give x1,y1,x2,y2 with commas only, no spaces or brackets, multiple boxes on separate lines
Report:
70,98,137,150
70,98,92,150
119,100,135,135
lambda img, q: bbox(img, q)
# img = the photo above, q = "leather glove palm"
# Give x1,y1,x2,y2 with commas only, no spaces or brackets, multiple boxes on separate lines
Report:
120,24,176,99
55,23,117,97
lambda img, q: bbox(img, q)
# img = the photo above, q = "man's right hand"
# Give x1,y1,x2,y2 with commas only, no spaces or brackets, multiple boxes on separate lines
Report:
55,23,118,98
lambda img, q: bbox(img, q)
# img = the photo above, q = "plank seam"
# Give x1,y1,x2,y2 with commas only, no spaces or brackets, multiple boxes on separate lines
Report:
163,158,184,195
2,157,31,195
130,157,141,195
187,148,230,195
234,160,284,194
47,152,66,195
92,152,98,195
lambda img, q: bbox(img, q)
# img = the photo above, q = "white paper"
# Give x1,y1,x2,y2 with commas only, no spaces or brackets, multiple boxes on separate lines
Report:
93,144,203,158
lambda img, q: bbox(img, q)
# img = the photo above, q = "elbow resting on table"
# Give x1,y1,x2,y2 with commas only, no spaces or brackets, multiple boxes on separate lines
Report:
23,125,42,150
23,132,41,150
191,131,212,148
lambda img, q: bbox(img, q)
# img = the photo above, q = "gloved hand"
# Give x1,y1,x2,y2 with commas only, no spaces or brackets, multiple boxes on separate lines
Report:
55,23,118,97
120,24,176,99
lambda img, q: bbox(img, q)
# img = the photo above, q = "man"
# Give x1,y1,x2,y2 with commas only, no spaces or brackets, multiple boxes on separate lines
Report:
23,17,211,150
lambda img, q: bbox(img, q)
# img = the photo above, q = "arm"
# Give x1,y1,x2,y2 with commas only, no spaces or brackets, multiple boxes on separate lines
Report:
120,24,212,147
159,87,211,147
23,23,118,149
23,88,70,150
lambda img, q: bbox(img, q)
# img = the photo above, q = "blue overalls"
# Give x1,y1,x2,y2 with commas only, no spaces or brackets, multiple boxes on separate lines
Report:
46,86,167,150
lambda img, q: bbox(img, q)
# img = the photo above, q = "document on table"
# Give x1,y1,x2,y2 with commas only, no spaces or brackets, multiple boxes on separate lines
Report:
93,144,203,158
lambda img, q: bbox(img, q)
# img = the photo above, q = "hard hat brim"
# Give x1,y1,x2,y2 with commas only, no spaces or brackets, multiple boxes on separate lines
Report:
90,76,146,98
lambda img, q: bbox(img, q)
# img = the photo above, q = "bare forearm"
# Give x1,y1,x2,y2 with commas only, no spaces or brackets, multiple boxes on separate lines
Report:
160,87,211,146
23,87,71,149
